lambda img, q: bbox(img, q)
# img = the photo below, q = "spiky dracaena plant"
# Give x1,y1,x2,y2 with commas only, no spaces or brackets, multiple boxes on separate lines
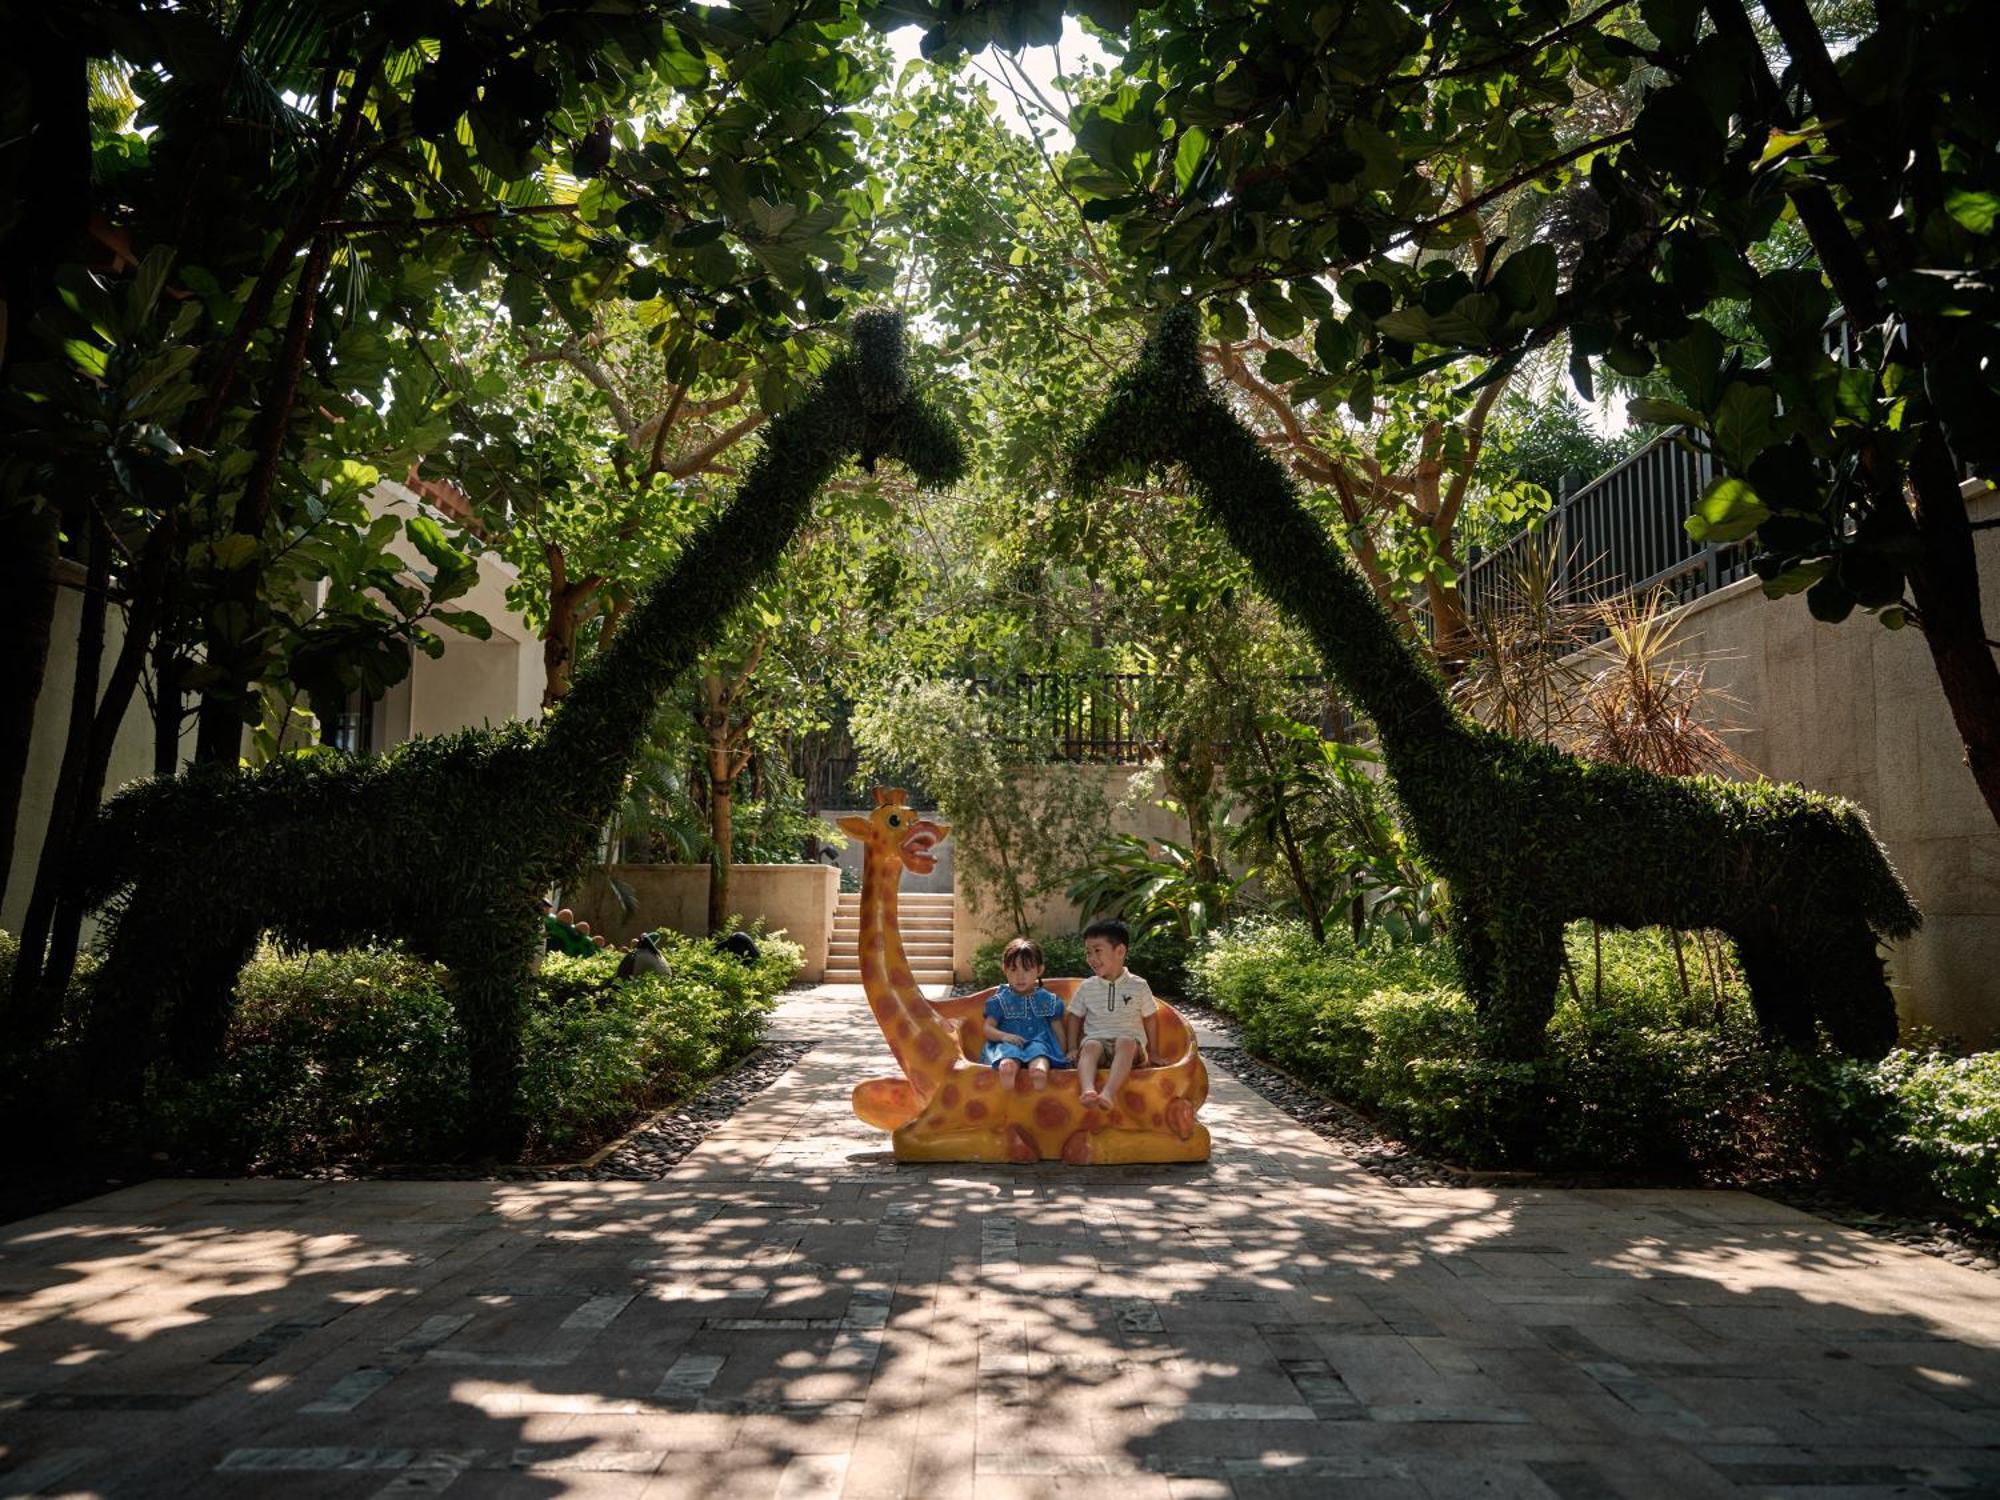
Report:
63,311,965,1155
1071,308,1917,1062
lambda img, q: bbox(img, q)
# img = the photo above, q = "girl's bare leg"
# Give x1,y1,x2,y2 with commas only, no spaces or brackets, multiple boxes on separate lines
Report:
996,1058,1020,1089
1076,1040,1105,1105
1099,1037,1141,1110
1028,1058,1051,1090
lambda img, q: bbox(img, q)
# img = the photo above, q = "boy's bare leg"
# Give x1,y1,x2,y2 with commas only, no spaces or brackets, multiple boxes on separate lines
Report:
1028,1058,1051,1090
1077,1040,1105,1104
1099,1037,1141,1110
996,1058,1020,1089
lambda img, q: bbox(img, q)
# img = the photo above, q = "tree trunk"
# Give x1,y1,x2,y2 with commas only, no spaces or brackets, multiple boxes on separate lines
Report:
1246,718,1327,943
1907,430,2000,828
37,519,179,1002
0,506,62,917
153,634,185,776
707,782,733,935
193,234,334,764
8,509,106,1018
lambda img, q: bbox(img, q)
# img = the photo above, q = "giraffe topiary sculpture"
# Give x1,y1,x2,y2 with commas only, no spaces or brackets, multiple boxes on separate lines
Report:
841,789,1210,1164
69,311,965,1154
1072,308,1919,1062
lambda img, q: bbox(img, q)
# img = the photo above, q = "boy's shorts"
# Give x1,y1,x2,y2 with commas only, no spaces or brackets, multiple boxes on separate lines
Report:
1080,1031,1147,1067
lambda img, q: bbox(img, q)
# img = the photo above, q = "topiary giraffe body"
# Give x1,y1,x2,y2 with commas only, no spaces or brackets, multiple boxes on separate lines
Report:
841,790,1209,1164
1072,309,1919,1064
67,313,965,1154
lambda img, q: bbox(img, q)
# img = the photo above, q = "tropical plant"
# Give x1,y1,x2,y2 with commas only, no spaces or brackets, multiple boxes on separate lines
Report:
1065,832,1245,945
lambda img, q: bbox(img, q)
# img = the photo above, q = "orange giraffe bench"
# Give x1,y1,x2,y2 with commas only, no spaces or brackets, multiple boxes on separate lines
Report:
840,790,1210,1164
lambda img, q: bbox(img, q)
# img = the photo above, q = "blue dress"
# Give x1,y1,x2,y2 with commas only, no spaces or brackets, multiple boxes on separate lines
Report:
981,986,1071,1068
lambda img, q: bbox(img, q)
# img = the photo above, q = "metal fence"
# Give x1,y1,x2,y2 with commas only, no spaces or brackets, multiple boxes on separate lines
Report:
1455,309,1884,630
1456,433,1756,629
967,672,1153,762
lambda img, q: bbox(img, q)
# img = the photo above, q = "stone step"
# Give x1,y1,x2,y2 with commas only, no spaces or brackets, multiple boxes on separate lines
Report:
833,920,952,934
823,971,955,985
829,946,954,961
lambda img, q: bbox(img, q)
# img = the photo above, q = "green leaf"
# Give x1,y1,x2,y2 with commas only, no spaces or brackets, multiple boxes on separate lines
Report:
1750,267,1831,357
1659,322,1726,410
1685,475,1769,544
1944,188,1998,236
672,220,728,248
1490,243,1558,322
1247,282,1304,340
1347,371,1376,423
432,607,493,640
1712,382,1778,470
1313,317,1355,371
1806,574,1855,623
1633,85,1725,185
212,533,260,570
1261,348,1311,383
1373,307,1435,343
1212,297,1250,341
62,338,109,379
1641,0,1703,51
1173,126,1210,195
404,514,461,571
1626,396,1704,429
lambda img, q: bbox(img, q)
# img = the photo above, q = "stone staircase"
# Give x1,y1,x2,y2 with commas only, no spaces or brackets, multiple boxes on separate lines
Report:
824,890,955,986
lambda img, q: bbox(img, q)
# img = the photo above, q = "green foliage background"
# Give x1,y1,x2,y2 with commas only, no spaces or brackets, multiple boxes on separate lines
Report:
1193,918,1999,1228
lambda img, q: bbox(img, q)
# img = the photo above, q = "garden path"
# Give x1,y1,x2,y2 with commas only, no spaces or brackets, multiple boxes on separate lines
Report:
2,984,1997,1498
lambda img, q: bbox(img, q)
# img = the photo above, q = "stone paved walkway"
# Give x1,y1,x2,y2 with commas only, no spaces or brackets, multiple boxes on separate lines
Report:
3,986,1998,1498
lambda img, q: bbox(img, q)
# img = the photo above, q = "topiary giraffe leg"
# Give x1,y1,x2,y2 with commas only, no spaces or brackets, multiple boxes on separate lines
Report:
441,923,539,1160
1807,922,1899,1059
1476,909,1564,1061
1734,931,1813,1049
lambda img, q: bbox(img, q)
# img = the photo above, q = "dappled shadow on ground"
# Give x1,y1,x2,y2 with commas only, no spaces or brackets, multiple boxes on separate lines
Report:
2,1018,1998,1498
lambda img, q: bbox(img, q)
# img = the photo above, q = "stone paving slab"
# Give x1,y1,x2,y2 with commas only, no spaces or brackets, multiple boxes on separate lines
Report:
2,987,1998,1498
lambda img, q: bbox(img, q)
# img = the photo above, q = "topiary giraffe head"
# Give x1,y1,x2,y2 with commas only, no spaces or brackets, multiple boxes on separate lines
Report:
838,788,950,876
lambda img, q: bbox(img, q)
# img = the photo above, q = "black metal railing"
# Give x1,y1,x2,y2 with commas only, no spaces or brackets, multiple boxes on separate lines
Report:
967,672,1154,762
1453,310,1878,629
1456,434,1756,629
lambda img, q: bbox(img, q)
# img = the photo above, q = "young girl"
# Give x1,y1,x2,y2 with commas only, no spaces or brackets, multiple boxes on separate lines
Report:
981,936,1069,1089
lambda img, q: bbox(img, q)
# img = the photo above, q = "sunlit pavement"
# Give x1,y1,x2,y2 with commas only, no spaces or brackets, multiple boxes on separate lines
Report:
2,986,1996,1498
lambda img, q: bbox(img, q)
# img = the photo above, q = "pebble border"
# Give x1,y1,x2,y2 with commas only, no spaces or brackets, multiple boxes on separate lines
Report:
1200,1035,1998,1277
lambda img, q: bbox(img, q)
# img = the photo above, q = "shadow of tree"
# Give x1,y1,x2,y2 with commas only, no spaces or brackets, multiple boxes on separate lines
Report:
0,1045,1995,1498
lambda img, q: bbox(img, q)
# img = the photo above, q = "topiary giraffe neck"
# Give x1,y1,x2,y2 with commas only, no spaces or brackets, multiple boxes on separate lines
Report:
856,843,959,1094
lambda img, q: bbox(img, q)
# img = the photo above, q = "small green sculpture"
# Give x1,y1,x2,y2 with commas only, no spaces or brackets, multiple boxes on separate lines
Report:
73,311,964,1153
1072,308,1918,1060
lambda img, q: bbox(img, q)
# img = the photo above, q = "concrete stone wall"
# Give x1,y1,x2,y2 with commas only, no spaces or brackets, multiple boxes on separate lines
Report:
3,570,171,937
1606,485,2000,1045
948,764,1203,980
575,863,840,981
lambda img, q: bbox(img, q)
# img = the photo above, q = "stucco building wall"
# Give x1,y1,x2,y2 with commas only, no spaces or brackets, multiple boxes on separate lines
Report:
1599,486,2000,1044
574,863,840,980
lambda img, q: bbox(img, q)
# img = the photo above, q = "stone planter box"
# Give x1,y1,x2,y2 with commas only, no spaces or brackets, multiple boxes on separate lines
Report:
575,863,840,981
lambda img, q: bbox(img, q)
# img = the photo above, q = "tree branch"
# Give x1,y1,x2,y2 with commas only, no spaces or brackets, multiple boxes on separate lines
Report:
667,409,767,480
319,202,581,235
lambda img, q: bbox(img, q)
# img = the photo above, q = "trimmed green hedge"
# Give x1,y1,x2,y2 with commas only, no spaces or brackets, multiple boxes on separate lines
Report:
4,926,799,1168
1191,918,1998,1227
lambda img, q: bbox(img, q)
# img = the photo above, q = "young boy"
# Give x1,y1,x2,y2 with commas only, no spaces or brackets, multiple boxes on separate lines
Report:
1067,918,1159,1111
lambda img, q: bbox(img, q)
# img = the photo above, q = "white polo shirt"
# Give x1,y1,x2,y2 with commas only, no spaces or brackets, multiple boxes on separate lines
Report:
1067,969,1158,1046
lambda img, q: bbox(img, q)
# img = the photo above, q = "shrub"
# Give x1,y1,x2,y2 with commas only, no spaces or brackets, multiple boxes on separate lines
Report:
1818,1049,2000,1230
1190,916,1841,1175
146,926,800,1168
